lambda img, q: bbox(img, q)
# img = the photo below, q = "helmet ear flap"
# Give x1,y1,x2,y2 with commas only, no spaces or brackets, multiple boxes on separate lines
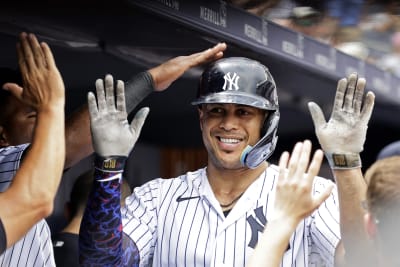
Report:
240,111,280,169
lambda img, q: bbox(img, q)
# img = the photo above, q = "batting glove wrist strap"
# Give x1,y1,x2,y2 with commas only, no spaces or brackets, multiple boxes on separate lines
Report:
325,153,361,170
94,154,127,172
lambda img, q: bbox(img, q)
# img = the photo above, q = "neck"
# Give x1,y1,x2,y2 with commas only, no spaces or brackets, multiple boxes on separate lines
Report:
207,161,268,209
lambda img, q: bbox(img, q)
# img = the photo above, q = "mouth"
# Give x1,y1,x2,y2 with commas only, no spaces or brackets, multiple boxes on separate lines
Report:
216,136,244,152
218,137,242,144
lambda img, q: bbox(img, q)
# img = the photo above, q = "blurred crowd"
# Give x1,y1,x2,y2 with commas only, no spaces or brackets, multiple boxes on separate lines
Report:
228,0,400,77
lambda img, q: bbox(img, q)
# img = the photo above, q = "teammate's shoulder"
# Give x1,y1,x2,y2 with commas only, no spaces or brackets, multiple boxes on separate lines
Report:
0,143,29,155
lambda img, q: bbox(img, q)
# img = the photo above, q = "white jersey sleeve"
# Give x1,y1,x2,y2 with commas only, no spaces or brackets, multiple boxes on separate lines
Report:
308,177,341,267
121,177,163,266
0,145,56,267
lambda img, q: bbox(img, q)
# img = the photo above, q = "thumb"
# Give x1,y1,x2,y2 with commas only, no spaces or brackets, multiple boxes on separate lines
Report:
130,107,150,137
3,83,23,99
313,184,333,209
308,102,326,129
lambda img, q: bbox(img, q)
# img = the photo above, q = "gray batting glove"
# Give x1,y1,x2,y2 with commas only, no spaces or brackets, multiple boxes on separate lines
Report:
308,73,375,169
88,74,149,157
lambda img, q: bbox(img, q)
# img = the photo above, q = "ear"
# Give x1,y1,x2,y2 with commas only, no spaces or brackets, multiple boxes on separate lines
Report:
0,126,10,148
364,212,377,239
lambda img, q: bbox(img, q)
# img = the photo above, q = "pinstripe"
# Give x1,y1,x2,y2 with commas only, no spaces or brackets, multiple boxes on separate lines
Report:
193,203,204,267
0,145,55,267
121,166,341,267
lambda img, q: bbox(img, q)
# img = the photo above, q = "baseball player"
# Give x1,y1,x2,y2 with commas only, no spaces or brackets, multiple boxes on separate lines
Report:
79,57,375,266
0,32,226,266
0,33,65,259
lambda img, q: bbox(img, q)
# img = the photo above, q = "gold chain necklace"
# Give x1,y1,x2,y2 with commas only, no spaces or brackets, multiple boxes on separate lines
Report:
220,192,244,208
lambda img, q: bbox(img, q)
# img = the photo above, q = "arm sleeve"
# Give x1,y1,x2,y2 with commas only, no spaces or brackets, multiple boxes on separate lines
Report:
79,155,140,266
0,218,6,254
125,71,154,114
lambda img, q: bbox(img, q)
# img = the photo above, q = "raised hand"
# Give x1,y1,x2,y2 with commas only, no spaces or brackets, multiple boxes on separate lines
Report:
308,73,375,168
3,32,65,110
88,74,149,157
150,42,227,91
273,140,333,227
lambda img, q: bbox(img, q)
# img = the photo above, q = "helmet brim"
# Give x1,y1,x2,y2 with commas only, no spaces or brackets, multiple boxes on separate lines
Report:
191,91,277,111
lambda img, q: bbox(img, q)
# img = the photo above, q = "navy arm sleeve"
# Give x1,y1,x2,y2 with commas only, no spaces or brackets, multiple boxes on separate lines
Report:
79,156,140,266
125,71,154,115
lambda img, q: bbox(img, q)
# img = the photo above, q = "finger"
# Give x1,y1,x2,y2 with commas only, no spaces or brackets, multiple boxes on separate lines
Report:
308,102,326,129
116,80,127,114
105,74,116,111
130,107,150,137
19,32,35,72
360,91,375,122
28,33,46,69
41,42,56,69
87,91,99,121
306,149,324,185
190,42,227,67
313,184,334,209
16,42,28,78
343,73,357,112
278,151,290,183
333,78,347,111
95,78,106,111
205,42,227,61
2,83,23,99
295,140,312,179
353,77,366,114
287,142,303,180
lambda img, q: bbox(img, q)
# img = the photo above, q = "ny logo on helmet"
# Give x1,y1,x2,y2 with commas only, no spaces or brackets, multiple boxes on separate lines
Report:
223,72,240,91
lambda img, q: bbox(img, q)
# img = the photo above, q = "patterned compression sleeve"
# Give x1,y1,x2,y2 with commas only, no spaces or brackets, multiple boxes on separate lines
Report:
79,155,139,266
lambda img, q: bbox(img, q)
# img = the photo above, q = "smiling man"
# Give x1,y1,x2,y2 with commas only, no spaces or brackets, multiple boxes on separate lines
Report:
80,57,374,267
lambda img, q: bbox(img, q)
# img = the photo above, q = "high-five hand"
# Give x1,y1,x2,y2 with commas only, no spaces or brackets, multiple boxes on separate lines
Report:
88,74,149,157
308,73,375,169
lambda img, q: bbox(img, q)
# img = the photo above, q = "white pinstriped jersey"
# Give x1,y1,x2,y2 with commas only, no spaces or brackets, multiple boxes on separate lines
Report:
122,165,340,267
0,145,55,267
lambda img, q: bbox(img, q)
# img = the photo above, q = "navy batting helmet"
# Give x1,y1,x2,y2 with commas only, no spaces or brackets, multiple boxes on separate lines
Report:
192,57,280,168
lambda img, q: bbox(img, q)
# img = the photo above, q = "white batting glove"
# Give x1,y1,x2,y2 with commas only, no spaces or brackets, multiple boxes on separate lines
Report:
88,74,149,157
308,73,375,169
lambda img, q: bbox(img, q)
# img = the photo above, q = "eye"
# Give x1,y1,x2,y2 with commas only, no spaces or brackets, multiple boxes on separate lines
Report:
208,107,224,114
27,111,37,119
237,109,251,116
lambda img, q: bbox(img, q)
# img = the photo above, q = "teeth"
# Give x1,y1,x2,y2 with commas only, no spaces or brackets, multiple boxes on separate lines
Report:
220,137,240,144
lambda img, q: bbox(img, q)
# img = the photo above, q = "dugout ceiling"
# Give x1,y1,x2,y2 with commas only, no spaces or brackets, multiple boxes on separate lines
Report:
1,0,400,168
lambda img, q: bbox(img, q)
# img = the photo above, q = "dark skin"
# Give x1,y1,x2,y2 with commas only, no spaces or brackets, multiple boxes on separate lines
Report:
0,38,227,170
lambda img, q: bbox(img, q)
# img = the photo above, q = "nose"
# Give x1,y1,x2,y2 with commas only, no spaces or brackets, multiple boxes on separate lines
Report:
219,113,239,131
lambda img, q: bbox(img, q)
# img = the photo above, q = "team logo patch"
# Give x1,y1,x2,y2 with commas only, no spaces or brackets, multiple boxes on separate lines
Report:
222,72,240,91
247,206,290,251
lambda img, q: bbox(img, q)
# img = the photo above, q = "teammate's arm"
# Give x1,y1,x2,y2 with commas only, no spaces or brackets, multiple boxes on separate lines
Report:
79,76,147,265
247,141,332,267
64,42,226,169
308,73,376,267
0,32,65,250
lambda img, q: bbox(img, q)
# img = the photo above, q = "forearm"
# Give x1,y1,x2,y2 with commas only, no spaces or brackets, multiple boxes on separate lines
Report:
65,105,92,169
333,168,372,266
247,219,297,267
1,106,65,247
79,155,125,266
